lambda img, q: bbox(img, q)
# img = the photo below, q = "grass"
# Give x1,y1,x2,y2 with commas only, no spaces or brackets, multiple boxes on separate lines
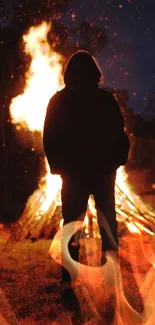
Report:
1,168,155,324
0,221,154,325
0,238,66,324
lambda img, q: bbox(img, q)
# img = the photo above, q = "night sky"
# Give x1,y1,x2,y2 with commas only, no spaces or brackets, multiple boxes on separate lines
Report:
62,0,155,113
1,0,155,113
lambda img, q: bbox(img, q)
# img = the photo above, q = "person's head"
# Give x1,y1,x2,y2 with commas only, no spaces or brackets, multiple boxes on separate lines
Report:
64,50,102,87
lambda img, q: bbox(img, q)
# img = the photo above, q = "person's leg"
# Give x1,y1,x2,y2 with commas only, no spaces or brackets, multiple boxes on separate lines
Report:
61,176,88,283
94,172,118,252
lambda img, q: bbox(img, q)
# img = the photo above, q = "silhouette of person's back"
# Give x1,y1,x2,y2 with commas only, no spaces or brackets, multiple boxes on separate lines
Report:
43,50,130,283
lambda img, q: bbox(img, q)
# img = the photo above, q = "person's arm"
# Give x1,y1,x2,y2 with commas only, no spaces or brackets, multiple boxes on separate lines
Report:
109,93,130,168
43,93,65,173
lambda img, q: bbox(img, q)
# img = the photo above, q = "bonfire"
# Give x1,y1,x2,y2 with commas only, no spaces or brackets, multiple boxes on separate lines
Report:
9,22,155,240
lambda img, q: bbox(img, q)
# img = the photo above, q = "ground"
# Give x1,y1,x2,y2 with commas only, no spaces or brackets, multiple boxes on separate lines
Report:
0,238,63,325
0,230,154,325
0,168,155,324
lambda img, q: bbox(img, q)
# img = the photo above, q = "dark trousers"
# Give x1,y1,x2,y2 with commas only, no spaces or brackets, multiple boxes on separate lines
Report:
61,171,118,282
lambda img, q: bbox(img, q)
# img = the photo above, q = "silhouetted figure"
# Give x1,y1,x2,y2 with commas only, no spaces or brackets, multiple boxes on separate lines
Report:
43,50,130,284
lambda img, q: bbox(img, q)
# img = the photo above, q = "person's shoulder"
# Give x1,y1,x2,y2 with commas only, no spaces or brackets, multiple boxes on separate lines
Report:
47,89,68,112
48,88,65,103
99,87,115,100
99,88,116,105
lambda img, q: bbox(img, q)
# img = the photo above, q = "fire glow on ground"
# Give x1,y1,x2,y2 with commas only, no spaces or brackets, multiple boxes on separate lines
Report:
0,22,153,324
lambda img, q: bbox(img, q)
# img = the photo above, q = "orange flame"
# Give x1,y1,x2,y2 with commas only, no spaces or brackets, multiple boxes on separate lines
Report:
10,22,64,133
9,22,155,236
39,159,62,213
9,22,63,216
83,213,89,236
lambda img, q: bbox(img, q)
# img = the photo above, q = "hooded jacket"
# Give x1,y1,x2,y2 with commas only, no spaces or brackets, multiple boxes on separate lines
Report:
43,85,130,178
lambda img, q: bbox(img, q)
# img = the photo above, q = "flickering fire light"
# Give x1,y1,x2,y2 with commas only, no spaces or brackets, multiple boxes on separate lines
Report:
10,22,64,132
5,20,155,325
9,21,155,240
59,218,64,229
83,214,89,236
49,220,155,324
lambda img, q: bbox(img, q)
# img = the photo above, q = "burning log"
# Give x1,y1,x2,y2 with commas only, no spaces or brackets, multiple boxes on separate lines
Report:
11,160,62,240
10,164,155,241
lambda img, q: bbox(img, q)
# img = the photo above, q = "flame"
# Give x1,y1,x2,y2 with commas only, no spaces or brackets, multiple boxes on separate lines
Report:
39,158,62,213
83,213,89,236
9,22,155,237
49,220,155,324
59,218,64,229
10,22,64,133
115,167,155,235
88,195,97,217
9,22,64,219
6,20,155,325
126,222,141,234
116,166,135,208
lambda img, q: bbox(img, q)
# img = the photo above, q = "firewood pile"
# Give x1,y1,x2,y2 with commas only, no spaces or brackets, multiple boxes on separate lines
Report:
11,170,155,241
11,187,62,240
